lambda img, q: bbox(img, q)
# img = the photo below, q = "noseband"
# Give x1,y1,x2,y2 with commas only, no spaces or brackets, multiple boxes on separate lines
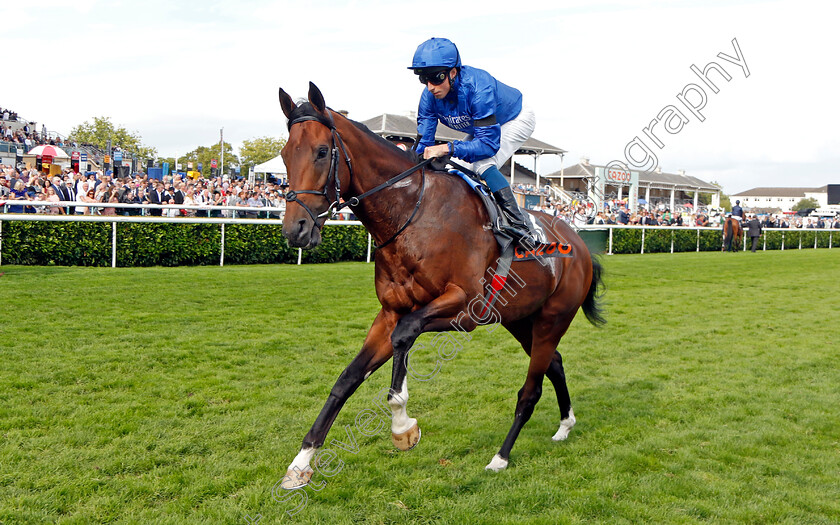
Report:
284,104,432,248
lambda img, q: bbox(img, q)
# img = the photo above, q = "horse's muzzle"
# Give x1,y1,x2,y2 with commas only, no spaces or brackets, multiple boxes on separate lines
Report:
283,217,323,249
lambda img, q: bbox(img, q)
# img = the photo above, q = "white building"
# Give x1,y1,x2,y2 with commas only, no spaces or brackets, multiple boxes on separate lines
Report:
733,186,832,213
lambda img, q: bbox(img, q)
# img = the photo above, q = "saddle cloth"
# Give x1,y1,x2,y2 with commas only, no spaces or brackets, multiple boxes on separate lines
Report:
448,167,573,261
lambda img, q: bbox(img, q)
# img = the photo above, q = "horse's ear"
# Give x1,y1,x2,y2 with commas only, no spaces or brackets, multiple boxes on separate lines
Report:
278,87,295,119
308,82,327,114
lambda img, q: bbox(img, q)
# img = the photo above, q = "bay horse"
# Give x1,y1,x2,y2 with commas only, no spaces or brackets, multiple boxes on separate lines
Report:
722,216,743,252
278,83,605,489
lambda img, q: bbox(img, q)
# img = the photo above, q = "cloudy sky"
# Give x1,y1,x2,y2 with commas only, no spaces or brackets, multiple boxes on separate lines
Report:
3,0,835,194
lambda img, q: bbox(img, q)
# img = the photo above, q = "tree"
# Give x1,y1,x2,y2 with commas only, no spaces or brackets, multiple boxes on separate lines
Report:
239,136,286,172
178,142,239,175
67,116,157,161
791,197,819,211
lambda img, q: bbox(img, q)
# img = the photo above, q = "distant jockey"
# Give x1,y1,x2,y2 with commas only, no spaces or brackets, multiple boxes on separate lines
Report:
731,200,744,222
408,37,536,244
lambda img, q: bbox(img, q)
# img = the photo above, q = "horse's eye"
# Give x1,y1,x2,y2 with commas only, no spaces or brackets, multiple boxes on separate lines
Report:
316,147,329,160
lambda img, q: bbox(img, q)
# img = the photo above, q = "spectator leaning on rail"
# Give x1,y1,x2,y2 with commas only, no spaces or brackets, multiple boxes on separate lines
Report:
408,37,536,244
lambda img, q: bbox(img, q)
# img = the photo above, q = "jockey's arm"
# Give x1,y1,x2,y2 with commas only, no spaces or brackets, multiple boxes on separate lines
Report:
450,117,501,163
415,100,439,156
449,82,501,163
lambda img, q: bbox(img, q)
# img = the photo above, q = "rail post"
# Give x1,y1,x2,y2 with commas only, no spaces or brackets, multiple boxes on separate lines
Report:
220,224,225,266
366,233,372,263
641,227,646,255
111,222,117,268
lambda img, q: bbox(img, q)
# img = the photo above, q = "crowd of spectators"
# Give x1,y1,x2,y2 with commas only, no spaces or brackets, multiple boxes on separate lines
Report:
3,160,840,230
526,199,840,230
0,163,291,218
1,104,52,150
1,106,20,122
514,183,549,196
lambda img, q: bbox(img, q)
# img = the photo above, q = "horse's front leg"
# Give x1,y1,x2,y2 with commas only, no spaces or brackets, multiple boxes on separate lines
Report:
388,284,469,451
281,309,397,489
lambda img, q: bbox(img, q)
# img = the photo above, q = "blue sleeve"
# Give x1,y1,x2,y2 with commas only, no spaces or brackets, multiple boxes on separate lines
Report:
451,123,500,163
416,92,438,156
450,82,501,163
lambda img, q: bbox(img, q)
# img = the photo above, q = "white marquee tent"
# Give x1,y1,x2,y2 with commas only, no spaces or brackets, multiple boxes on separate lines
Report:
253,154,286,175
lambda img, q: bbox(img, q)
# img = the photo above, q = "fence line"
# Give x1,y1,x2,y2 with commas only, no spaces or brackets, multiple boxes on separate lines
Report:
580,224,837,255
1,199,287,215
0,212,367,267
1,213,837,267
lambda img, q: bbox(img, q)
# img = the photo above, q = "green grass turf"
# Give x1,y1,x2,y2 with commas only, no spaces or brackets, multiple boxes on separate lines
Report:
1,250,839,524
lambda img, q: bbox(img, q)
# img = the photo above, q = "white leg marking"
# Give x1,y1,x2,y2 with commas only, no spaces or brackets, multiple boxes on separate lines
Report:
280,447,316,489
363,371,372,380
485,454,509,472
389,378,417,435
552,407,576,441
289,447,316,472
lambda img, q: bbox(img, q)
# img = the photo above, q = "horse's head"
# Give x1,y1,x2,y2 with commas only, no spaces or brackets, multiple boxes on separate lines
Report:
278,82,347,248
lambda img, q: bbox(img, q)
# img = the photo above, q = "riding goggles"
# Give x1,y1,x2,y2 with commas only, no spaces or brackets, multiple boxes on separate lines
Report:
417,69,449,86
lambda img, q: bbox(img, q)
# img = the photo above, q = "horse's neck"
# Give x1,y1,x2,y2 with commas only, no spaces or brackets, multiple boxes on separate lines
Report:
338,122,422,238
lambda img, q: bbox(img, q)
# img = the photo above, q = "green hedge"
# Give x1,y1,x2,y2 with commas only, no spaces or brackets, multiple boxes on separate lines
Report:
0,221,371,267
4,222,838,265
609,228,840,254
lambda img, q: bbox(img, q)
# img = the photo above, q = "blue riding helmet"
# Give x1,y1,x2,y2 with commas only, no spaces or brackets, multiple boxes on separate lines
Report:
408,37,461,70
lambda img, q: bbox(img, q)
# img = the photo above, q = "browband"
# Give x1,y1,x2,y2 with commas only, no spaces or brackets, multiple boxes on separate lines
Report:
287,102,335,131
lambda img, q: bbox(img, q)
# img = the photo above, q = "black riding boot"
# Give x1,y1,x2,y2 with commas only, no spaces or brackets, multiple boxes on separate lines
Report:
493,186,534,244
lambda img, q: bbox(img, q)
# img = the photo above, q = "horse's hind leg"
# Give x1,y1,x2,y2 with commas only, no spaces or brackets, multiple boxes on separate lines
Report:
504,318,576,442
487,313,575,472
548,351,576,441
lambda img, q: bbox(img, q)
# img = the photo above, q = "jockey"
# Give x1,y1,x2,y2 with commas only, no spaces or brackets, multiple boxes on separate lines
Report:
408,37,536,243
731,200,744,222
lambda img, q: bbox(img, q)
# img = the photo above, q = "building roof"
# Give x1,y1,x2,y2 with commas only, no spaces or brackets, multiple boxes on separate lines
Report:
544,161,720,192
358,113,566,155
733,187,825,197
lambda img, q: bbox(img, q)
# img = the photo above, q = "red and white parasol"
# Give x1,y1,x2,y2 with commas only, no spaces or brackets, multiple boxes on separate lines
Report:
27,145,70,158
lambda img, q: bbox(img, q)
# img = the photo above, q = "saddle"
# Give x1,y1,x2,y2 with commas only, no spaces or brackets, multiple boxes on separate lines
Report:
432,158,571,254
429,157,573,314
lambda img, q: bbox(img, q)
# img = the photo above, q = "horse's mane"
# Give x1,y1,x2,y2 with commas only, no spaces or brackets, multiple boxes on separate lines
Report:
347,119,421,163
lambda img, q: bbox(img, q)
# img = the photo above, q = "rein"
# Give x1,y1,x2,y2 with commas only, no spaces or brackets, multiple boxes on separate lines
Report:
284,107,433,248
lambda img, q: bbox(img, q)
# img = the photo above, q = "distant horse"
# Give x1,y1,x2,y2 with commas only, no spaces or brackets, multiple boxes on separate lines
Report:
277,83,605,488
723,216,743,252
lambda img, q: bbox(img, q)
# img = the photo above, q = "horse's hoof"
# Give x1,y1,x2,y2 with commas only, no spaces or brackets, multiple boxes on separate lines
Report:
391,422,421,451
485,454,508,472
279,466,313,490
552,409,576,441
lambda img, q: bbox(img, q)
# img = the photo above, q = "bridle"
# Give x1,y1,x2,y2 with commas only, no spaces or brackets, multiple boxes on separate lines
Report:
284,104,432,248
283,108,351,223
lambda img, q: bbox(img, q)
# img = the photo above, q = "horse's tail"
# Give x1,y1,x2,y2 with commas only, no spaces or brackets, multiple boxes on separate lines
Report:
582,254,607,327
723,219,732,247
